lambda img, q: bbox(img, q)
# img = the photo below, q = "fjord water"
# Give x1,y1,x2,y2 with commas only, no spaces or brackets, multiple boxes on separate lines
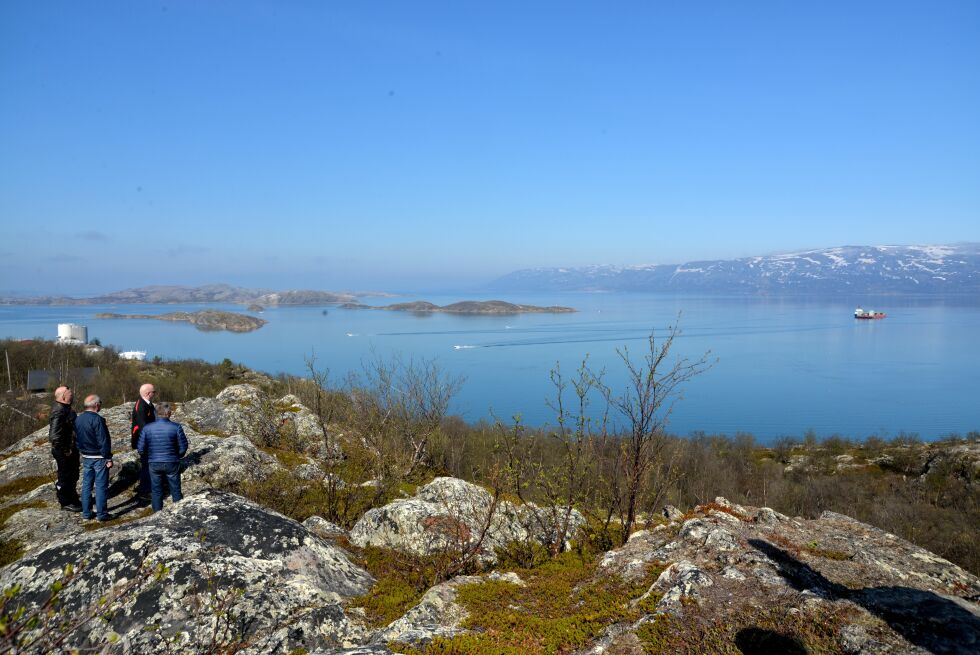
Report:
2,293,978,442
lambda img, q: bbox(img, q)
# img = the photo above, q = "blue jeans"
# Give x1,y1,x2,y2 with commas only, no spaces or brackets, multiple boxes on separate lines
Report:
148,461,183,512
81,457,109,520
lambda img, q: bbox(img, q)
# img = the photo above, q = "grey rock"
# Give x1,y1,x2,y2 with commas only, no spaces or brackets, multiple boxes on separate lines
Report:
172,397,228,434
649,560,713,613
1,429,281,558
374,574,482,645
595,498,980,654
662,505,683,521
0,490,374,655
303,516,348,541
753,507,789,524
350,477,584,563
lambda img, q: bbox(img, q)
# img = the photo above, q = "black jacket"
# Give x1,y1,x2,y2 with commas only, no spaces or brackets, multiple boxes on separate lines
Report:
48,402,76,453
131,397,155,449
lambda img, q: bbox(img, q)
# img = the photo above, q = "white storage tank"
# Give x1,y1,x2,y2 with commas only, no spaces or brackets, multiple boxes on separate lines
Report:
57,323,88,344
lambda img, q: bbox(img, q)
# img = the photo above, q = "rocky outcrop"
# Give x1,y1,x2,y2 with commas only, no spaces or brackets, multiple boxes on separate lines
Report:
0,490,374,654
173,385,339,457
0,390,289,560
95,309,267,332
590,497,980,655
1,430,280,557
349,477,585,562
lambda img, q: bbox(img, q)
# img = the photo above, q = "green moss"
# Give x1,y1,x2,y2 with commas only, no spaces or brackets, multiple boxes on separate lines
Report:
82,507,153,532
0,538,25,567
0,475,56,500
399,552,664,655
0,500,47,567
804,541,853,561
0,500,46,526
347,545,466,628
259,446,309,469
635,600,857,654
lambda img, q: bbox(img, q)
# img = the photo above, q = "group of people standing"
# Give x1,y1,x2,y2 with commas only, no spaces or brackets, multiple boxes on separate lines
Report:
48,383,189,521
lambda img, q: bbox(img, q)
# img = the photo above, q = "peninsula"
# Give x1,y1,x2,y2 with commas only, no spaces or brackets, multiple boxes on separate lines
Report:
0,284,372,306
95,309,267,333
339,300,576,314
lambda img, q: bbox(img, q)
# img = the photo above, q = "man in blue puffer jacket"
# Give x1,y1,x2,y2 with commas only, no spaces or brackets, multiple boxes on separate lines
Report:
136,402,189,512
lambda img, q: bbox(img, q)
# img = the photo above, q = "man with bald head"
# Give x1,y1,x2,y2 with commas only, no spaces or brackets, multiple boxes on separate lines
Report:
75,394,113,521
131,383,156,500
48,385,81,511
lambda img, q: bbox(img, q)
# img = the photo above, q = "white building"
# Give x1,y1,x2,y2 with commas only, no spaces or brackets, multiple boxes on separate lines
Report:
56,323,88,345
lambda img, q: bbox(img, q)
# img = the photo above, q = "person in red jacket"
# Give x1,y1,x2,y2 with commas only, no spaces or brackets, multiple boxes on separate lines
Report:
131,383,156,501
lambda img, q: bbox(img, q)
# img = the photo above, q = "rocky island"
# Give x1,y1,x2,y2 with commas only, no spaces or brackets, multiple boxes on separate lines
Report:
95,309,267,333
339,299,576,314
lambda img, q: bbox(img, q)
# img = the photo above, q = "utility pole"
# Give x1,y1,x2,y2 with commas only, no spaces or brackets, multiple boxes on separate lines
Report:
4,349,11,393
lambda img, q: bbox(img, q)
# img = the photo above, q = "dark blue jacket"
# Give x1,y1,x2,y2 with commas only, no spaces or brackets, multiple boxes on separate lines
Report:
137,419,188,463
75,411,112,459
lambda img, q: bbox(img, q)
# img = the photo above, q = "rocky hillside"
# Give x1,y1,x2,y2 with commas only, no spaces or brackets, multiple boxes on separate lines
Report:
493,243,980,294
0,284,358,306
0,387,977,654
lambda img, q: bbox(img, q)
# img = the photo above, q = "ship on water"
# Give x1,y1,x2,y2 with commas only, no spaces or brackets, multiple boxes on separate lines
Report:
854,307,886,320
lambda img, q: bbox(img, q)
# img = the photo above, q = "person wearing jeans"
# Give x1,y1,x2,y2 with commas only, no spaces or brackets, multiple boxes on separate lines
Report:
74,395,114,521
136,402,188,512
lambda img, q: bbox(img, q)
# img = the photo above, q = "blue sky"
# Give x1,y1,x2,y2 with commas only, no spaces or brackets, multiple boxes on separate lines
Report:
1,1,978,295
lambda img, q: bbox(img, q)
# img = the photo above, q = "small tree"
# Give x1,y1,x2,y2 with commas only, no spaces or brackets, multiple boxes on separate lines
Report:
533,358,607,556
602,319,713,542
345,354,463,495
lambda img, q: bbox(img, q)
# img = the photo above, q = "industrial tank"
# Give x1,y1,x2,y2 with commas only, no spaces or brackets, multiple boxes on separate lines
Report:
57,323,88,343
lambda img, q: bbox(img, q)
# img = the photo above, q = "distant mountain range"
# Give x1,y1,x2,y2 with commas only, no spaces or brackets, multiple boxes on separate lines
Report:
492,244,980,295
0,284,362,306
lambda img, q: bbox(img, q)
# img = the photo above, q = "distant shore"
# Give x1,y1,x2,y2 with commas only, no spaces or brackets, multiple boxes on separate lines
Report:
338,300,577,314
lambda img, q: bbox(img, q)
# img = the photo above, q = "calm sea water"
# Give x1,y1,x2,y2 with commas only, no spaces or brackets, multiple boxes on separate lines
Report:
2,293,978,442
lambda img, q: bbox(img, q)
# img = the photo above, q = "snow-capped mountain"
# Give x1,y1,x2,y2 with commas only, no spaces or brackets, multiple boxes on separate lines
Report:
492,244,980,294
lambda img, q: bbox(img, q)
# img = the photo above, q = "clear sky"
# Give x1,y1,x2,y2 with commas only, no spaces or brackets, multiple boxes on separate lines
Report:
1,1,978,295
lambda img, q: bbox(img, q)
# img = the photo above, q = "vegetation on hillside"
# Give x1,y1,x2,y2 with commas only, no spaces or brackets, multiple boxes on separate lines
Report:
1,335,977,579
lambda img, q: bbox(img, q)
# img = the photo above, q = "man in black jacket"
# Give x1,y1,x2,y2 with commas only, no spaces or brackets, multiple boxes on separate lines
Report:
131,383,156,500
48,385,81,511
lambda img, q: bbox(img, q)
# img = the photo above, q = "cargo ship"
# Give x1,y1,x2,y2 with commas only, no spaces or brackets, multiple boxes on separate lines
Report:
854,307,886,320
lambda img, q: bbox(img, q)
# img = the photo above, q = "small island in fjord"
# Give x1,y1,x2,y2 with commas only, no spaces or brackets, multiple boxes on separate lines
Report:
95,309,267,332
338,299,576,314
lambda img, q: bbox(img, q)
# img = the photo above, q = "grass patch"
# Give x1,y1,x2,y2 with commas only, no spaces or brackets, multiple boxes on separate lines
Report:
0,475,56,500
397,551,665,655
347,545,458,628
0,500,47,567
260,446,310,469
0,538,25,567
82,507,153,532
768,534,852,561
635,596,859,654
0,500,46,527
803,540,853,561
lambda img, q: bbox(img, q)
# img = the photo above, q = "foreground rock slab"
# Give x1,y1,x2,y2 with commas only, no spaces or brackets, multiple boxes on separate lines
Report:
0,490,374,655
590,498,980,655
